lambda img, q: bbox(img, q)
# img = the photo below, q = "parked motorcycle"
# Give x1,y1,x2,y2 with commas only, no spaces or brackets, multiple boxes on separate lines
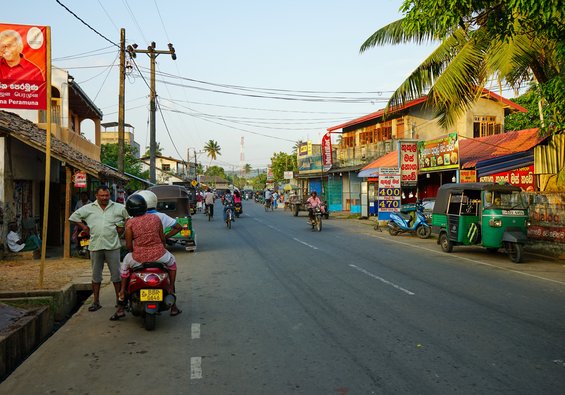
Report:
76,229,90,259
387,202,431,239
124,262,176,331
310,206,323,232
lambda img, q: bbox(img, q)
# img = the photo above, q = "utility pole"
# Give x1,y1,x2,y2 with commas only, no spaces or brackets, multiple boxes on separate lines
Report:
127,41,176,183
118,28,125,175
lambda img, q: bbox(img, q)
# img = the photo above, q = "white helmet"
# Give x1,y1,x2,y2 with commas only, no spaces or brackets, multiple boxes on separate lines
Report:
136,190,158,209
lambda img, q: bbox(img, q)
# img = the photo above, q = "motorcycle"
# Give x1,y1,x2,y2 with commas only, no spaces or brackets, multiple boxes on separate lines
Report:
310,206,323,232
234,202,242,218
387,202,431,239
321,201,330,219
76,229,90,259
124,262,176,331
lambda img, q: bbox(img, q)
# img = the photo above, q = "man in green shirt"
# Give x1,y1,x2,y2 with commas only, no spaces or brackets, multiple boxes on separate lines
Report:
70,185,129,312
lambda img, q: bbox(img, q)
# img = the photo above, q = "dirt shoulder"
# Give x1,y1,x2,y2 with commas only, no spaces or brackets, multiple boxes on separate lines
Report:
0,257,91,292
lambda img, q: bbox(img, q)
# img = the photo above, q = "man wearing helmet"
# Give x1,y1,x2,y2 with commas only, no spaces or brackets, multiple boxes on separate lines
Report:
70,185,129,313
111,194,181,320
136,190,182,240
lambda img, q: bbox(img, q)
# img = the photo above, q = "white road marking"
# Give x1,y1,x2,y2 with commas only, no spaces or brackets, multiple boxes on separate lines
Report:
368,233,565,286
190,357,202,379
293,237,319,250
191,323,200,339
349,264,415,295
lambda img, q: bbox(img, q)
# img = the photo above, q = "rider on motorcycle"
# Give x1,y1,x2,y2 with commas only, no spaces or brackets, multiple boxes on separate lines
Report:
306,191,324,224
136,190,182,240
223,189,235,223
264,189,273,208
111,194,181,321
233,189,242,215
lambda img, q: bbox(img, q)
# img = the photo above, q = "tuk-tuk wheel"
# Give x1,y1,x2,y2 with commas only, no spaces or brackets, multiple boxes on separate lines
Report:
506,242,524,263
439,233,453,253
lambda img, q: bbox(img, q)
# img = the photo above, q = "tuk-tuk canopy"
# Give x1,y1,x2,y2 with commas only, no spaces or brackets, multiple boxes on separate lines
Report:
148,185,191,200
433,182,522,214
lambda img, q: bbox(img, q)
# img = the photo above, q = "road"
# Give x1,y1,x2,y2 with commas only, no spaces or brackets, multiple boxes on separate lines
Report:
2,200,565,394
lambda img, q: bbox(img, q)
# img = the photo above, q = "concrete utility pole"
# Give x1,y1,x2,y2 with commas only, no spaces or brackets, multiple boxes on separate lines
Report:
118,28,126,175
127,41,176,183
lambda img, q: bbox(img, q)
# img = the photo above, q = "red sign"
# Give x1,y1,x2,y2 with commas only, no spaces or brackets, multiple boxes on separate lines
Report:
322,132,332,171
528,225,565,243
74,171,87,188
0,24,47,110
479,166,535,191
399,141,417,185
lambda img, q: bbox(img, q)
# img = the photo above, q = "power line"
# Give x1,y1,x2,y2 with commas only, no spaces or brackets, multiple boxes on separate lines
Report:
55,0,119,48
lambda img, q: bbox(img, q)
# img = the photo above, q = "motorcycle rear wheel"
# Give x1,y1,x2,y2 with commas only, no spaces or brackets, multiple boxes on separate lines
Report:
388,221,400,236
144,313,156,331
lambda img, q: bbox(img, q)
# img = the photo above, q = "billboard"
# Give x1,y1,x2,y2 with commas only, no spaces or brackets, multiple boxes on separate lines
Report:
417,133,459,172
0,23,47,110
321,132,332,171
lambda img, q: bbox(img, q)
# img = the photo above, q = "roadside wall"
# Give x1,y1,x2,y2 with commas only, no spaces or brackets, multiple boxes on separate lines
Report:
525,192,565,258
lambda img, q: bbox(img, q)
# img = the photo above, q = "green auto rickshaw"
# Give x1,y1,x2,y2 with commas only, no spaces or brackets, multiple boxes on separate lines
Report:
149,185,197,252
431,182,529,263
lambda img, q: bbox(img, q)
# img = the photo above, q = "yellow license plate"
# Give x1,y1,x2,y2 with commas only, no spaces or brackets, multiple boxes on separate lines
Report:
140,289,163,302
80,239,90,246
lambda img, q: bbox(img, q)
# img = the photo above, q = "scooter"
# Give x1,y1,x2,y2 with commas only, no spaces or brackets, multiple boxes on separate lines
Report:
387,203,431,239
76,229,90,259
124,262,176,331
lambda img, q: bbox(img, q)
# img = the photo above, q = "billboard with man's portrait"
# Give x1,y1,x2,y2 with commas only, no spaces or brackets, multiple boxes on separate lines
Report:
0,23,47,110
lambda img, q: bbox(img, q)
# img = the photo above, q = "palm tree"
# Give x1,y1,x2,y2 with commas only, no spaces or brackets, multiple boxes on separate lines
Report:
203,140,221,165
243,163,252,175
144,142,163,157
360,2,562,131
292,140,305,154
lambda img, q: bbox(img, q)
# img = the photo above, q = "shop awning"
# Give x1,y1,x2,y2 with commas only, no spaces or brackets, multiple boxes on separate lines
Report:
357,150,398,178
460,128,547,169
0,110,127,181
475,150,534,178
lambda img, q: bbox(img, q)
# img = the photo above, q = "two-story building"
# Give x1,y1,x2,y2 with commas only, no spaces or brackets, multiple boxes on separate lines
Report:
140,154,187,185
1,67,127,257
100,121,141,158
320,89,526,215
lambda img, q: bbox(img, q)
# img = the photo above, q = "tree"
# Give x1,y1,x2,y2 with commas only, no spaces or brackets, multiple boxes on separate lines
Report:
360,0,564,134
505,90,543,131
243,163,252,175
143,142,163,157
204,165,226,179
203,140,221,165
270,152,297,183
101,143,148,190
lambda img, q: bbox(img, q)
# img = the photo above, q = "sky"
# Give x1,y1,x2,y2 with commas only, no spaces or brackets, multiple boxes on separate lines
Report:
3,0,439,170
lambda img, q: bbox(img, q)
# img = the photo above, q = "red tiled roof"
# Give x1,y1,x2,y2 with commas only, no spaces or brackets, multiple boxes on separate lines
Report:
327,89,527,132
460,128,547,169
361,150,399,171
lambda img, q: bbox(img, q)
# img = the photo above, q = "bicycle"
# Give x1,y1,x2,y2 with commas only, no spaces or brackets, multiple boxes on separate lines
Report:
225,206,233,229
206,204,213,221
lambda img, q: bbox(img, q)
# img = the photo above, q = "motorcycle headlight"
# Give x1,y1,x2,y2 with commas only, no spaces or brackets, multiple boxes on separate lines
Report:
526,219,531,227
488,218,502,228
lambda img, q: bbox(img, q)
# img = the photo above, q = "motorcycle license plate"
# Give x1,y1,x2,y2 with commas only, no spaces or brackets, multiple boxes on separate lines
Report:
80,239,90,247
140,289,163,302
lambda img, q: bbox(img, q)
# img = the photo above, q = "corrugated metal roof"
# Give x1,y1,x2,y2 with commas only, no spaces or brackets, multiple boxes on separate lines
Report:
460,128,547,169
534,134,564,174
357,150,399,177
327,89,527,132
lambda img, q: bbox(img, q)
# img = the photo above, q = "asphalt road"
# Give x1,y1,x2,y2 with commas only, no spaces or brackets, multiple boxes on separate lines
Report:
2,200,565,394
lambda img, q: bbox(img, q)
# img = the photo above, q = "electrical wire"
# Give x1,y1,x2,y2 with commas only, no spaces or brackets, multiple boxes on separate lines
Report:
55,0,119,48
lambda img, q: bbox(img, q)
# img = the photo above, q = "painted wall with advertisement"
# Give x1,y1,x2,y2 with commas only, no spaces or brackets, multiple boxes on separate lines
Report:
523,192,565,257
0,23,47,110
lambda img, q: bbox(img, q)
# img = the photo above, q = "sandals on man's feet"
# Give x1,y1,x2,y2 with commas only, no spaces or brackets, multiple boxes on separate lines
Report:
109,312,126,321
88,302,102,312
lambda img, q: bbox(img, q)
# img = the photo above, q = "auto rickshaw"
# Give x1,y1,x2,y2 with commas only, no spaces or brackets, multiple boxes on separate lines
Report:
148,185,196,252
431,182,529,263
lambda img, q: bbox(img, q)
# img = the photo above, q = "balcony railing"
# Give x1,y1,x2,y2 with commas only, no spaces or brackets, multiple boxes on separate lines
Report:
335,139,396,168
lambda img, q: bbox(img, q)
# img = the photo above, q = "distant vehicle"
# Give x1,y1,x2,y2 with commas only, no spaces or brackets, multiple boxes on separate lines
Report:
421,198,435,223
148,185,196,252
